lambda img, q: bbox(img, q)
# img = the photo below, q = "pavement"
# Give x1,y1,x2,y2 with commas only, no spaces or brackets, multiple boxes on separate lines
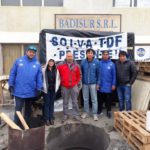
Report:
0,90,132,150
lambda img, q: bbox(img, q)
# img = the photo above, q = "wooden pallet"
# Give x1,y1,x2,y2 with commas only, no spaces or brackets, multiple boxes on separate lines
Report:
114,111,150,150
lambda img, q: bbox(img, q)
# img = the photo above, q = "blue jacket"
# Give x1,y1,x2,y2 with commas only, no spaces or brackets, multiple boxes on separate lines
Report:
98,59,116,93
81,58,99,85
9,55,43,98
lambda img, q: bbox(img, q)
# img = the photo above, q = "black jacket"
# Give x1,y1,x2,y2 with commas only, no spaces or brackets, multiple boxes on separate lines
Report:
116,60,137,86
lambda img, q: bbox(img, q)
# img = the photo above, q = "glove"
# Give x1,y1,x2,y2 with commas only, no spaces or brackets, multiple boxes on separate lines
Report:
36,90,42,99
9,86,14,99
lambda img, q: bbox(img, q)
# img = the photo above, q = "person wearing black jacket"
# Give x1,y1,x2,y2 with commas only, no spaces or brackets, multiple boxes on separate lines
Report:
42,59,60,126
116,51,137,111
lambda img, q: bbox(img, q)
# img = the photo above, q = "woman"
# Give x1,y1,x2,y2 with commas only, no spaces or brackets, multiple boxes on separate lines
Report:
42,59,60,126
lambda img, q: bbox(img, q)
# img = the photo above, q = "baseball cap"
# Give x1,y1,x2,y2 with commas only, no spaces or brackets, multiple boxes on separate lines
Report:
27,45,37,52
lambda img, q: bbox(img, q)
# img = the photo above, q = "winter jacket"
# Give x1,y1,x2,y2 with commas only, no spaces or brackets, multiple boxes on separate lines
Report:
9,55,43,98
81,58,99,85
98,59,116,93
57,60,81,88
115,59,137,86
42,62,60,93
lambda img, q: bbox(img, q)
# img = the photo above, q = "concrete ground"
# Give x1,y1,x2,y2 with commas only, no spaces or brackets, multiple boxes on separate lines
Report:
0,107,132,150
0,90,132,150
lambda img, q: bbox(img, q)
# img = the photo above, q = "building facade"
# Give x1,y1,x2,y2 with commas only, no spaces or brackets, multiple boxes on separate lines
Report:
0,0,150,74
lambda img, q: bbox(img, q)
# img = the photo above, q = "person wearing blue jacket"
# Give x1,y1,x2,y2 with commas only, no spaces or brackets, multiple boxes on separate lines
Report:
81,49,99,121
97,50,116,118
9,45,43,125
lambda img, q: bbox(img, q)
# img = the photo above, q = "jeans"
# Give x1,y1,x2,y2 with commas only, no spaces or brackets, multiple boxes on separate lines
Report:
14,96,35,125
82,84,98,114
117,85,132,111
61,86,79,117
43,90,55,121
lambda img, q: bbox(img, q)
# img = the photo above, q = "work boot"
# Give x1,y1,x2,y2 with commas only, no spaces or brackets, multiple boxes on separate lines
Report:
49,119,54,125
107,111,111,119
45,120,50,126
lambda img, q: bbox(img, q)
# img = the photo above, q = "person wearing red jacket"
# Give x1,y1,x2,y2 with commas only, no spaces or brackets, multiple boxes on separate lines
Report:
57,52,81,122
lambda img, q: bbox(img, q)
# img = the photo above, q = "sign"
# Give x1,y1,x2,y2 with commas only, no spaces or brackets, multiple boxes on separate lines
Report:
55,14,121,32
46,33,127,62
135,46,150,62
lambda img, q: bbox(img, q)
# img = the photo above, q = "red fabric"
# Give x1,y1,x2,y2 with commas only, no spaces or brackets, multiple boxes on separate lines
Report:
57,62,81,88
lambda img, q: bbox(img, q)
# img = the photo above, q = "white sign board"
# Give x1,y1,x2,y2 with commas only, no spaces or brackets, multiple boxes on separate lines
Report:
135,46,150,62
46,33,127,62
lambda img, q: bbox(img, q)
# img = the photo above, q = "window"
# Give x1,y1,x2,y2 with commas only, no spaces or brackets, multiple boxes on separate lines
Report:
113,0,132,7
23,0,42,6
137,0,150,7
113,0,150,7
44,0,63,6
0,0,63,6
1,0,20,6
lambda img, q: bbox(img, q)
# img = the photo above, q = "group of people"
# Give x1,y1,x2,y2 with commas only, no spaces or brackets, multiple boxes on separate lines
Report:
9,45,137,126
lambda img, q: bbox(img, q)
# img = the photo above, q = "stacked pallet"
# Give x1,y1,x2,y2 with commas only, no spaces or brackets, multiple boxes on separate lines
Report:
138,62,150,74
114,111,150,150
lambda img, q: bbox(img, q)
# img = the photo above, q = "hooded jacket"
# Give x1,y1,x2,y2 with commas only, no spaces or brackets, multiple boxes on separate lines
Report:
9,55,43,98
98,59,116,93
42,61,60,93
57,60,81,89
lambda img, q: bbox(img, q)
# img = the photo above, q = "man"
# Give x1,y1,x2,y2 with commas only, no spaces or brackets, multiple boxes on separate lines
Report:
97,50,116,118
57,52,81,122
9,45,43,125
81,48,99,121
116,51,137,111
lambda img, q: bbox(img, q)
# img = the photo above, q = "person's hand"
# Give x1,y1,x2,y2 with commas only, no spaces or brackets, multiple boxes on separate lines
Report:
77,82,82,91
36,90,42,99
96,85,100,91
112,85,116,91
9,86,14,99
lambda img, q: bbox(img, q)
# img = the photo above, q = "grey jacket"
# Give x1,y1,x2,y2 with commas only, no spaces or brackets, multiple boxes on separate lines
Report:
116,60,137,86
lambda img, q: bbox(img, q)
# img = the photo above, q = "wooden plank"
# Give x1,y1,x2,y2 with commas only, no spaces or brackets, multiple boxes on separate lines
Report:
123,127,130,141
16,111,29,130
121,113,150,136
126,111,146,128
0,81,3,105
0,112,21,130
130,132,150,150
114,111,150,144
132,130,150,144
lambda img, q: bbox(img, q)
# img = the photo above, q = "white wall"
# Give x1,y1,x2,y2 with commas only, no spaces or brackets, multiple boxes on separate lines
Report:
0,44,3,75
0,0,150,41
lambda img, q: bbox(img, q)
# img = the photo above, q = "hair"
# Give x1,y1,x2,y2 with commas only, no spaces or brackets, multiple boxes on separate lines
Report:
119,51,127,57
47,59,56,71
86,48,95,55
102,50,109,55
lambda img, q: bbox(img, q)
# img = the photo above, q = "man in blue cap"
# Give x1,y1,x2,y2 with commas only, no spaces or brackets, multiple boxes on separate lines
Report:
9,45,43,125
